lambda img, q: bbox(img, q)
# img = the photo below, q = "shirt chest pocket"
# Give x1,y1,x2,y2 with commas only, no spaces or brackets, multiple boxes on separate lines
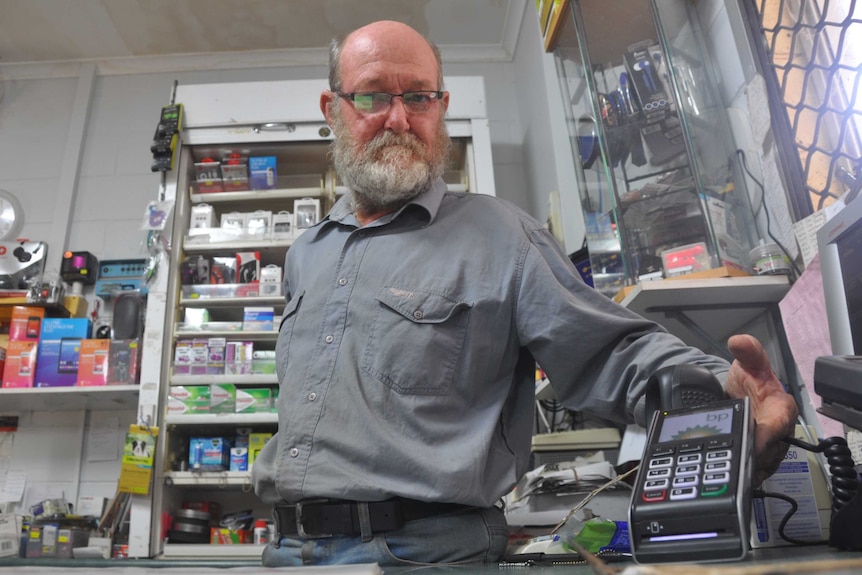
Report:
362,287,473,395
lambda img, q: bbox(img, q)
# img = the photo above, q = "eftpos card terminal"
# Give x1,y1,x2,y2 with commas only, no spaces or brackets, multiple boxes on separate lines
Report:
629,397,754,563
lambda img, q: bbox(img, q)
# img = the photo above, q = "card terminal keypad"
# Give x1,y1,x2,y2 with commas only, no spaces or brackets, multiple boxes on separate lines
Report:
641,440,733,503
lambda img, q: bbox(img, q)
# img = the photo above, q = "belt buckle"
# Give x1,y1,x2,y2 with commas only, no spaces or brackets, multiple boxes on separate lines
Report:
295,501,332,539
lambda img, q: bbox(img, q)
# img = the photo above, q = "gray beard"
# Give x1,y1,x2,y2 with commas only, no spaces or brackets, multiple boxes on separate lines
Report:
330,110,450,216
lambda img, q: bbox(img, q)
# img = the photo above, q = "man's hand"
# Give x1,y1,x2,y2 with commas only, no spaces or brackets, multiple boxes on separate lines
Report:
724,334,799,486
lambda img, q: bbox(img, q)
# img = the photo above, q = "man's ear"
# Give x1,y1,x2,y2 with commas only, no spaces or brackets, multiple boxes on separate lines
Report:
320,91,335,124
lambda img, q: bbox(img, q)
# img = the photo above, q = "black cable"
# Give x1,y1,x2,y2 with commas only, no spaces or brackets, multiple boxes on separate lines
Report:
749,435,859,546
735,149,803,277
782,435,859,513
752,489,828,546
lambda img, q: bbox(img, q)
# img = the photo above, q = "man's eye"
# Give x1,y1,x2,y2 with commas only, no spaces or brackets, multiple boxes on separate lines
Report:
404,93,430,103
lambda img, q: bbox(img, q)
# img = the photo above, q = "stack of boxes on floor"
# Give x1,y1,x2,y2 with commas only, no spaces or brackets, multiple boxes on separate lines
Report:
1,305,141,389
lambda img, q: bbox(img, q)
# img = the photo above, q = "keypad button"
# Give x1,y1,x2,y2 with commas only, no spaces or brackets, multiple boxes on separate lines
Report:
677,454,702,464
670,487,697,500
645,479,669,490
702,484,729,497
642,490,667,503
703,471,731,485
673,475,699,487
705,461,731,472
675,464,700,477
647,468,671,479
706,449,731,462
649,457,673,469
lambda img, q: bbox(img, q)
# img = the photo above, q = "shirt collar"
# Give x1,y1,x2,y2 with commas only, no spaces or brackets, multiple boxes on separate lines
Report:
323,177,447,229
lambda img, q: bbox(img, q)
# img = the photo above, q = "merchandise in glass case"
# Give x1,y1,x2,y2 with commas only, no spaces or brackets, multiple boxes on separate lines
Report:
547,0,760,297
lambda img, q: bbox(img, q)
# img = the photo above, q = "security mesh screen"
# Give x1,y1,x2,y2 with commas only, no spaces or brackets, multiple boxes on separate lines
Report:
754,0,862,210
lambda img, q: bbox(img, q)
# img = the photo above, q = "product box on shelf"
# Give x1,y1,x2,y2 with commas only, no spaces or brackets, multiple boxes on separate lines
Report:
190,338,209,375
190,204,215,230
210,382,236,413
236,388,272,413
225,341,254,375
9,306,45,342
76,339,110,386
194,159,224,194
220,212,246,234
210,256,237,284
248,432,273,466
272,211,293,241
207,337,226,374
34,318,92,387
2,340,38,388
243,307,274,332
259,265,282,297
189,436,231,471
168,385,211,414
107,339,141,385
181,255,210,285
229,447,249,472
173,340,192,375
252,350,276,375
220,154,250,192
293,198,321,230
246,210,272,240
249,156,278,190
236,251,261,284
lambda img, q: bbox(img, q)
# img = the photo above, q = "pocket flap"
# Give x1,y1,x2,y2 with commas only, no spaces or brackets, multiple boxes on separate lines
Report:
376,287,471,324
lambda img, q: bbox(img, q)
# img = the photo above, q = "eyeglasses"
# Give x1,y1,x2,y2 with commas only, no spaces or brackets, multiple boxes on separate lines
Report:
336,91,444,114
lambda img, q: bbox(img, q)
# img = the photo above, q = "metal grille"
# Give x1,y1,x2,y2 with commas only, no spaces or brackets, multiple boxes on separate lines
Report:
752,0,862,211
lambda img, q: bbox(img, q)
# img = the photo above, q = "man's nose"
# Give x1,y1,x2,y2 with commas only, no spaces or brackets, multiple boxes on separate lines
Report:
383,96,410,133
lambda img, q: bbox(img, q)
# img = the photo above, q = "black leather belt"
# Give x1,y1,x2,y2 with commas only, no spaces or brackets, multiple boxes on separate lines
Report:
272,498,471,538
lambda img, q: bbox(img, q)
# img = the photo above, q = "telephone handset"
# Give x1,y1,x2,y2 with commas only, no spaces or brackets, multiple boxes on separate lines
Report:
629,365,755,564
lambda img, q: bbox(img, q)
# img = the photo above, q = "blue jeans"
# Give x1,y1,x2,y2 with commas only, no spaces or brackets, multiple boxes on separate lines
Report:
262,505,509,566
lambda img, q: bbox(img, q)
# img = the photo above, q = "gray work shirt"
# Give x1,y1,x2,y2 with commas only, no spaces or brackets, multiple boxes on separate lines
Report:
252,178,729,508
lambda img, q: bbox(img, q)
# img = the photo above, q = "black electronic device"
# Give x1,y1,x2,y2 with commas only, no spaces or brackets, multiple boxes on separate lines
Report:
60,251,99,285
151,103,183,173
629,396,754,563
113,291,144,340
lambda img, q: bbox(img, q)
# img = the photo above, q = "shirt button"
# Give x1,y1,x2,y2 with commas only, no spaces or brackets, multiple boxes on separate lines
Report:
325,335,334,343
413,310,423,320
308,392,317,402
338,278,348,286
289,447,299,458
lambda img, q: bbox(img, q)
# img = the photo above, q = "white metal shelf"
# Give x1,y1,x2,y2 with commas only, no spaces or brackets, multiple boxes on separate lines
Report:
171,374,277,386
180,295,284,308
183,238,292,253
190,187,325,204
166,412,278,425
161,543,264,559
164,470,253,487
174,328,278,341
0,385,140,412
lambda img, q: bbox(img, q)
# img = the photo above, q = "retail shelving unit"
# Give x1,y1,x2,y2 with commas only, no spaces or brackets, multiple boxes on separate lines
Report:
133,77,497,559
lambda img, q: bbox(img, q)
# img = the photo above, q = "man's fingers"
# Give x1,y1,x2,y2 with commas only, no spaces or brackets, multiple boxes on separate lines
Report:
727,334,771,375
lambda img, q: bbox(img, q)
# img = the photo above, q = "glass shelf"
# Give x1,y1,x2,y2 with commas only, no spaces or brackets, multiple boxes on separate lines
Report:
548,0,760,298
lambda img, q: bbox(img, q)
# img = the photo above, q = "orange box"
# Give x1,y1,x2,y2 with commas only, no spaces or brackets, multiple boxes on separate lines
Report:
76,339,111,386
2,340,38,388
10,306,45,342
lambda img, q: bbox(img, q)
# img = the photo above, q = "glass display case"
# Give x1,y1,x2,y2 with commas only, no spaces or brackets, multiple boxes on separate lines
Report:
549,0,760,298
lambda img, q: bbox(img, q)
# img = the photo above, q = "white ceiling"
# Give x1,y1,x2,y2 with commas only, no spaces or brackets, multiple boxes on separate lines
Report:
0,0,529,74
